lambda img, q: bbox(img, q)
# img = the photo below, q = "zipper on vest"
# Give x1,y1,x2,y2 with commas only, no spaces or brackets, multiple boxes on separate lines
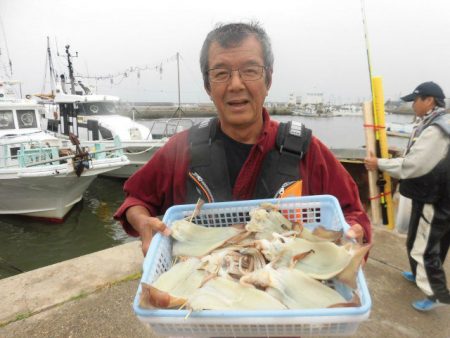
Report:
188,171,214,203
274,180,303,198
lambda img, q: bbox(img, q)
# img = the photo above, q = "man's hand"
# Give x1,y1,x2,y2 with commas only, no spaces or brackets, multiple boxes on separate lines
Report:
126,206,172,256
138,216,171,256
346,223,365,244
364,151,379,171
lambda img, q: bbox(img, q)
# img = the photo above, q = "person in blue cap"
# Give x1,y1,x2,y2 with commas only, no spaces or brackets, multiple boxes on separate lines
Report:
365,81,450,311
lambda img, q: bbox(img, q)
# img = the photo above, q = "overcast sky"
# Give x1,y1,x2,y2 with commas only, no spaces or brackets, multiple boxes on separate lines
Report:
1,0,450,104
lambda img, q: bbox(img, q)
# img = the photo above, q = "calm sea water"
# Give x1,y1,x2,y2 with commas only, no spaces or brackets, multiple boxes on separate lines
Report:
0,113,412,279
141,113,412,149
0,177,134,279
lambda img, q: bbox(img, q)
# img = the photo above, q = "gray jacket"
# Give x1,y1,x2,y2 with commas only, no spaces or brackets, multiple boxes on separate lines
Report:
378,108,450,179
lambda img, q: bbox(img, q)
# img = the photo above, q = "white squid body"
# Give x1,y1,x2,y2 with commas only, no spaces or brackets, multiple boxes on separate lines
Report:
152,258,206,296
241,266,346,309
245,208,292,239
258,235,370,288
188,276,287,311
200,246,266,278
171,219,244,257
140,258,206,308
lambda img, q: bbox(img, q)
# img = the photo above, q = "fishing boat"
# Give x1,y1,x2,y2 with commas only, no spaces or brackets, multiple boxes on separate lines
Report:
333,104,363,117
41,91,169,178
0,81,129,221
386,121,413,138
38,44,192,178
292,104,333,117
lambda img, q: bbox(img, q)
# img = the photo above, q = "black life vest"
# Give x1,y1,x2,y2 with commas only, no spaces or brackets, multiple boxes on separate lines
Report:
400,112,450,204
185,117,312,204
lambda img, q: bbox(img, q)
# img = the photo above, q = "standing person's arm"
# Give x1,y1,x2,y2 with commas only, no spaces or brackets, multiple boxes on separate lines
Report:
365,126,449,179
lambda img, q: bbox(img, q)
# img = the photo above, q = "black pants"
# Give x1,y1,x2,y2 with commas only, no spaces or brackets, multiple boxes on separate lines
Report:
407,199,450,303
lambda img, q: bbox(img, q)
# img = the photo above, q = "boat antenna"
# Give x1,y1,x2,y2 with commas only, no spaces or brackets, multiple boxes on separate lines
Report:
0,14,13,77
65,45,78,94
172,52,184,118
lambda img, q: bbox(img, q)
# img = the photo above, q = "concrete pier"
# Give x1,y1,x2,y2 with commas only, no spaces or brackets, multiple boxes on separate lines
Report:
1,227,449,338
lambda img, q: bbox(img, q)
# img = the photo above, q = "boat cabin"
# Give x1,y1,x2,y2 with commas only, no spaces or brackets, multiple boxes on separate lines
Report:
0,101,62,168
43,93,151,144
0,102,41,135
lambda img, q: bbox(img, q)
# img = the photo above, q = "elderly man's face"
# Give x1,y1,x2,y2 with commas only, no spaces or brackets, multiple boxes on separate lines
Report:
206,35,271,134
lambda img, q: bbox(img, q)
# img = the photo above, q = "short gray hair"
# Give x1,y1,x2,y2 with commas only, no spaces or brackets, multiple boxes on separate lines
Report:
200,22,274,90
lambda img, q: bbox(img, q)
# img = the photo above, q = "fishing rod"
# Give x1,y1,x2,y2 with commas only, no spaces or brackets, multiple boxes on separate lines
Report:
360,0,394,228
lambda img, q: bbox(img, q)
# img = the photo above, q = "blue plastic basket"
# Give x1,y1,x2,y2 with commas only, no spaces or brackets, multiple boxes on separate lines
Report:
134,195,371,337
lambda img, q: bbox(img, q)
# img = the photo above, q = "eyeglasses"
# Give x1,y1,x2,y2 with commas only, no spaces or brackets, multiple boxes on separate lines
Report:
207,65,266,83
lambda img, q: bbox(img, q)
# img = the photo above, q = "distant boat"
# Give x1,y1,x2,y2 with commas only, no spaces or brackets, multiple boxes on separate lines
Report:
292,104,333,117
333,104,363,117
0,81,129,221
386,122,413,138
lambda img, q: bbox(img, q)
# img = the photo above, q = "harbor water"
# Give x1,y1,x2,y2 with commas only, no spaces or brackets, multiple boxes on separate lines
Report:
0,113,412,280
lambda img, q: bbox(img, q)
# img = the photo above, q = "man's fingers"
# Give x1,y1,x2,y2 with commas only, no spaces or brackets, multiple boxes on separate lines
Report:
346,224,364,244
140,218,171,257
141,238,151,256
162,227,172,236
150,218,172,236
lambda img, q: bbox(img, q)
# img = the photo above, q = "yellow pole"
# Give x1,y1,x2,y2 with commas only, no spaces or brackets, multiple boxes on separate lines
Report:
362,101,382,226
372,76,395,229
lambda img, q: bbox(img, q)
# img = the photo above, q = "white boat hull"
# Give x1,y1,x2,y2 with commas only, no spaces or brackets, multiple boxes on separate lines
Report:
0,174,96,220
0,156,129,221
102,144,161,178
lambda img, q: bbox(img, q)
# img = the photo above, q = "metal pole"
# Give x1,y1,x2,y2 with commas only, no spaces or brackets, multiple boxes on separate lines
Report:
177,52,181,109
47,36,56,94
65,45,76,94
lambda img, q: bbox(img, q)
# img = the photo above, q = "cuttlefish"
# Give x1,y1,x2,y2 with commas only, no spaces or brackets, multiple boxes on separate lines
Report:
139,258,206,309
199,246,266,279
171,219,246,257
245,207,292,239
256,234,371,289
188,276,287,311
240,266,353,309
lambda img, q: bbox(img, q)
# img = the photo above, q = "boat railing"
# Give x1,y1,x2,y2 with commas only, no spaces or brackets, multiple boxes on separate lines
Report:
0,141,63,168
147,118,195,139
18,146,60,167
0,136,125,169
89,135,124,159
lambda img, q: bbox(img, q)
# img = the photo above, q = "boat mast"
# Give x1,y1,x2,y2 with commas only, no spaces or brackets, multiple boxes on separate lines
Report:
46,37,56,95
172,52,184,118
0,14,13,77
65,45,77,94
176,52,181,110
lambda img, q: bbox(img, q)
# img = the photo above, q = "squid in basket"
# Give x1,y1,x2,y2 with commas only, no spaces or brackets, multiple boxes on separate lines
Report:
139,202,371,311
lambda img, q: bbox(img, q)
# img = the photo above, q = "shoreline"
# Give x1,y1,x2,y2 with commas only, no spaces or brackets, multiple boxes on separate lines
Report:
120,106,416,120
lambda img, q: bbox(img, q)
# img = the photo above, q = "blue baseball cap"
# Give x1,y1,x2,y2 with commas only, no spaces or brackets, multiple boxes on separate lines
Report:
401,81,445,102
